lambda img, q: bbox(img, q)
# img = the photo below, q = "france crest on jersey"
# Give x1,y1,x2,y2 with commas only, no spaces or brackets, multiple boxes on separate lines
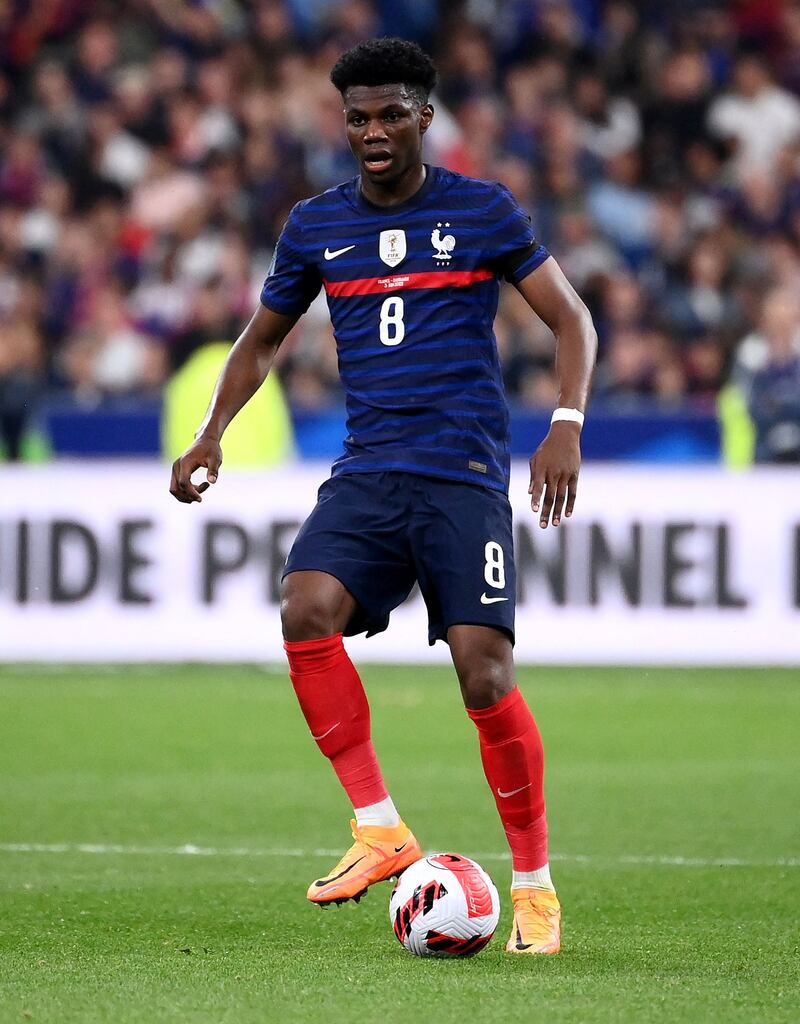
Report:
260,165,550,493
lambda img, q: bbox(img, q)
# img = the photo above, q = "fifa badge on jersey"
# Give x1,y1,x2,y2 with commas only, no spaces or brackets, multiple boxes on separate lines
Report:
379,229,406,268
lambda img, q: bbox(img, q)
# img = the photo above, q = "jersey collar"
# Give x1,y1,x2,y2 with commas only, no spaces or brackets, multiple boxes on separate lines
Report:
355,164,438,215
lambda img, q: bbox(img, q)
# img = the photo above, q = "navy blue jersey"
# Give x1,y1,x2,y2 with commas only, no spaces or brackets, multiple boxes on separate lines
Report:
260,165,550,493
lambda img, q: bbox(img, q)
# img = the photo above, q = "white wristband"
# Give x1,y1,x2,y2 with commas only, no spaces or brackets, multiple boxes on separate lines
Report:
551,407,585,429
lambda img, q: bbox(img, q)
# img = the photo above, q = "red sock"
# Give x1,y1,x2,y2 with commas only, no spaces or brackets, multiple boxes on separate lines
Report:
284,633,388,809
467,687,548,872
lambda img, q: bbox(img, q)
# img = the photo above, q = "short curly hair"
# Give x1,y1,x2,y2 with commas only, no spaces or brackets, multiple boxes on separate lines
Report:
330,38,438,104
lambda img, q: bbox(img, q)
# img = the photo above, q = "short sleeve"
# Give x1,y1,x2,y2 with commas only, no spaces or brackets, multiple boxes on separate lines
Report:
260,203,321,316
484,184,550,284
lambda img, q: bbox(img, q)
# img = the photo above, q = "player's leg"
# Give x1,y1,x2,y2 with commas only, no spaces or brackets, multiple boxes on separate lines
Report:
408,477,559,952
282,569,398,828
281,475,422,905
448,625,560,954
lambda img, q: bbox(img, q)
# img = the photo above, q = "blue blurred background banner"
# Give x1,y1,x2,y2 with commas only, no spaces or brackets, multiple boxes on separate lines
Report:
42,398,721,462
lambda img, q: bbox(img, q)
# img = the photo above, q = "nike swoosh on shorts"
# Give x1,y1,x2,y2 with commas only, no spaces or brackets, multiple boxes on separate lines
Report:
481,594,509,604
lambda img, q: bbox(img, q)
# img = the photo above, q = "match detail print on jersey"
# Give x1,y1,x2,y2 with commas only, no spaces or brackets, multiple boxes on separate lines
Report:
323,268,494,298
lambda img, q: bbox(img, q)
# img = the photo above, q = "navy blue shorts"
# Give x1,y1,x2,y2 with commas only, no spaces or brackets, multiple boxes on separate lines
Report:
284,471,516,645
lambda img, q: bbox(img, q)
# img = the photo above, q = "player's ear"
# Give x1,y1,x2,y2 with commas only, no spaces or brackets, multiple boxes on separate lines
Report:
419,103,434,135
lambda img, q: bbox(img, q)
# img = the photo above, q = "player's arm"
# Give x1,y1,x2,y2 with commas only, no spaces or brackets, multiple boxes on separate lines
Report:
169,304,299,504
514,258,597,528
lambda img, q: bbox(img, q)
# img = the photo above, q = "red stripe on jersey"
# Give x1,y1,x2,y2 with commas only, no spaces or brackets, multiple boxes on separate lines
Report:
323,268,494,297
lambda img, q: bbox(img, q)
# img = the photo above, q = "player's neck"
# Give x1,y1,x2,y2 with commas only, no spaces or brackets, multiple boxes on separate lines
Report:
360,162,427,208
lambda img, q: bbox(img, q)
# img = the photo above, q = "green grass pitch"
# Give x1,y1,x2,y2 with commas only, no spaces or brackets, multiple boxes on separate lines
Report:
1,664,798,1023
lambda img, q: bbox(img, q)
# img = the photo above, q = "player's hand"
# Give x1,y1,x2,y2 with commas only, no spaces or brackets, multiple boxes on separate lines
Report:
169,436,222,504
528,422,581,529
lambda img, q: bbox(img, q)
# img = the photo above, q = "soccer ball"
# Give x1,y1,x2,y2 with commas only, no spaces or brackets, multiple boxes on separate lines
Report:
389,853,500,957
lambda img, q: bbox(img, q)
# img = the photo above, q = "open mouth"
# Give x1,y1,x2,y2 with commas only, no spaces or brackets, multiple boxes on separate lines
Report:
363,150,393,173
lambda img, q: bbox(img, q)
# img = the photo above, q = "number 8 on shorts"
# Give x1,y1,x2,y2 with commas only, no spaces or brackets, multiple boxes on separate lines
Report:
484,541,505,589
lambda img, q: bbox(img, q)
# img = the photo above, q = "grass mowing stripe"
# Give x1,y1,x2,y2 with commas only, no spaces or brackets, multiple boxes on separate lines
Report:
1,842,799,868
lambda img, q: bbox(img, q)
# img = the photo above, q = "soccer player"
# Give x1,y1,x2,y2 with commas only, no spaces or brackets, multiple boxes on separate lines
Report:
170,38,596,955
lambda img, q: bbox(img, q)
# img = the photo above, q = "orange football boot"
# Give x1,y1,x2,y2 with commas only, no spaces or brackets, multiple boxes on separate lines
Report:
307,819,422,906
506,887,561,954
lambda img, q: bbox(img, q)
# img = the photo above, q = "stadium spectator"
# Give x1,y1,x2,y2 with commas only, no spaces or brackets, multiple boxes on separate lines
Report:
587,150,657,268
574,70,641,165
707,54,800,178
733,286,800,462
59,279,167,401
643,49,713,187
662,234,740,337
0,270,45,459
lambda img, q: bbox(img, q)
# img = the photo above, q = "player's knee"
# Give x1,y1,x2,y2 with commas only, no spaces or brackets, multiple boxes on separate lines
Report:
280,589,339,642
456,651,514,710
449,626,515,709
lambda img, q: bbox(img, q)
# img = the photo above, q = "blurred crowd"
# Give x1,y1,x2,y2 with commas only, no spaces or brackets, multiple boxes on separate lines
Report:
2,0,800,461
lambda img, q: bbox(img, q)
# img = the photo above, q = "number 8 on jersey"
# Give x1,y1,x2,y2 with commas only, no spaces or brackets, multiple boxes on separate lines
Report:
380,296,405,346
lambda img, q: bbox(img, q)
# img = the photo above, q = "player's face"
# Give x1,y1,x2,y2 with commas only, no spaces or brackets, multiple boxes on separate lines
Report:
343,84,433,187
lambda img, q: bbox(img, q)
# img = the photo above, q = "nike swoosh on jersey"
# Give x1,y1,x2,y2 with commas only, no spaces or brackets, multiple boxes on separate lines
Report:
311,722,340,741
497,783,531,799
324,245,356,260
480,594,509,604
